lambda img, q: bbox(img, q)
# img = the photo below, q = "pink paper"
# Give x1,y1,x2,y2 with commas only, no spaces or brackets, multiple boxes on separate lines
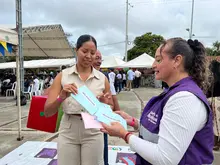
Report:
81,112,103,129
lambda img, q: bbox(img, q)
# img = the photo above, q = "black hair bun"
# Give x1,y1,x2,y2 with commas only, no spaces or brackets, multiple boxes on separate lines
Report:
187,39,201,52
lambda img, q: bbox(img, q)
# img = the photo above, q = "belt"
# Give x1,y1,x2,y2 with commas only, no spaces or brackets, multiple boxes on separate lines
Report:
70,114,81,117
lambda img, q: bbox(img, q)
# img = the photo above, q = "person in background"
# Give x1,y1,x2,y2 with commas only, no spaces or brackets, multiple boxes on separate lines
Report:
1,76,11,96
44,34,113,165
108,68,120,111
33,75,39,95
134,69,141,88
116,70,123,93
94,50,120,111
44,75,53,88
206,60,220,150
122,70,127,90
24,76,32,92
101,38,214,165
126,68,135,91
92,49,119,165
114,70,119,93
102,69,109,80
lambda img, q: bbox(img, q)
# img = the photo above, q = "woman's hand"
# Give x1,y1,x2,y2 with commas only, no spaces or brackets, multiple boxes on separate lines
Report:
115,111,139,129
97,92,111,104
100,122,128,138
115,111,132,122
59,83,78,100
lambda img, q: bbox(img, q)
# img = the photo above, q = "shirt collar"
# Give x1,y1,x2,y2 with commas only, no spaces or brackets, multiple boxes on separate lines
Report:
68,64,100,80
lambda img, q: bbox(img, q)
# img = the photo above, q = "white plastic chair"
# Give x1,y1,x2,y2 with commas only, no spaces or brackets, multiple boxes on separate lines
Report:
23,84,33,100
6,82,17,98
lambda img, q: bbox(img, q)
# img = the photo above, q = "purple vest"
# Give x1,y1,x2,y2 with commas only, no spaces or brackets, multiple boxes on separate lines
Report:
136,77,214,165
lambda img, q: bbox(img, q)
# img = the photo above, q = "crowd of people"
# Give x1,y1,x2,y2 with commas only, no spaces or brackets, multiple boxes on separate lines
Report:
0,73,16,96
0,69,68,97
101,67,142,94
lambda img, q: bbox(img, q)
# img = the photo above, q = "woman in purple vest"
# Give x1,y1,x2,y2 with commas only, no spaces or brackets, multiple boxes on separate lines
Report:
101,38,214,165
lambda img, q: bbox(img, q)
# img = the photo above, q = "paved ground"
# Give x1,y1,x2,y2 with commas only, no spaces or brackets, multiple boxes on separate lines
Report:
0,97,54,158
0,88,219,164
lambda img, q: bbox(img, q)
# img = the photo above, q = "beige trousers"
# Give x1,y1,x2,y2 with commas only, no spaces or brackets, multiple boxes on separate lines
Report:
126,80,132,90
58,113,104,165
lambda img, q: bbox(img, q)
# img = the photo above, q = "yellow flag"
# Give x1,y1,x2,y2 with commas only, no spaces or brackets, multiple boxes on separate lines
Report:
0,41,8,51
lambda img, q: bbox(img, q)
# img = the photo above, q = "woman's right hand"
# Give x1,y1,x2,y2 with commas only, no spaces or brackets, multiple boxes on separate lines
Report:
59,83,78,100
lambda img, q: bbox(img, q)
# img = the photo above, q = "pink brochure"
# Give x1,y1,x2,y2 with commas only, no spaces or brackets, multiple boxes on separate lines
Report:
81,112,103,129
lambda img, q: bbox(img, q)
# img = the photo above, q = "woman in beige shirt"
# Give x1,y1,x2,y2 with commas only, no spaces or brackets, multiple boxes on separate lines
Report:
44,34,113,165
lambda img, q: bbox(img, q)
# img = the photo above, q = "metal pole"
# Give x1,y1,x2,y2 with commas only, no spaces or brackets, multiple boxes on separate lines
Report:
19,0,24,92
16,0,23,141
189,0,195,39
125,0,128,62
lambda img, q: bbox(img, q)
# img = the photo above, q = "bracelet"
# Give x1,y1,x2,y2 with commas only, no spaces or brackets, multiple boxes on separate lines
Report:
57,96,64,103
124,132,132,144
129,117,135,127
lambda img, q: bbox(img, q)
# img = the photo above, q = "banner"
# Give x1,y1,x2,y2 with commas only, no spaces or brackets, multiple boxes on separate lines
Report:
0,42,13,56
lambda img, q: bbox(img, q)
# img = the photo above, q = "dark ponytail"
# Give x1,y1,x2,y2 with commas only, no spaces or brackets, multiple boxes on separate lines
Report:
163,38,210,93
187,39,210,93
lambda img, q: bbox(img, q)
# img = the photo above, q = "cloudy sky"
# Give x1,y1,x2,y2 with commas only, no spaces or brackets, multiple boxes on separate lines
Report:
1,0,220,58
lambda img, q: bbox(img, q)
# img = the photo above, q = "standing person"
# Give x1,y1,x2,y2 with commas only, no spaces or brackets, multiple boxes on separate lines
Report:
116,71,123,92
134,69,141,88
108,69,120,111
33,75,39,95
122,70,127,90
115,70,123,93
101,38,214,165
207,60,220,150
108,68,116,94
94,51,120,111
114,70,119,93
44,35,113,165
92,50,120,165
126,68,135,91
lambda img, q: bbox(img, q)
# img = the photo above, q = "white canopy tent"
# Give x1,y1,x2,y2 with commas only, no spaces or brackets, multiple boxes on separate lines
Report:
119,53,155,68
0,56,125,69
25,58,75,68
0,58,75,69
0,61,16,69
101,56,125,68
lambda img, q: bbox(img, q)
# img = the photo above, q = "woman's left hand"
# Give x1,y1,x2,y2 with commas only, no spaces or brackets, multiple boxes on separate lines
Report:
100,122,128,138
97,92,111,104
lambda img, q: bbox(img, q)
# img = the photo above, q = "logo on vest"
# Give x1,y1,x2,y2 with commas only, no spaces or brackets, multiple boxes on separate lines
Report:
147,111,158,125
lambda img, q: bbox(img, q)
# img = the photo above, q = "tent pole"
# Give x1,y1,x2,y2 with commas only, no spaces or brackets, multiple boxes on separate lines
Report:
16,0,23,141
15,49,22,141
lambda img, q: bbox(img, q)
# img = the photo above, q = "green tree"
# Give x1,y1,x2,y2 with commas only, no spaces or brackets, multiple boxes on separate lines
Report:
213,41,220,51
127,32,164,60
206,41,220,56
206,47,215,56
